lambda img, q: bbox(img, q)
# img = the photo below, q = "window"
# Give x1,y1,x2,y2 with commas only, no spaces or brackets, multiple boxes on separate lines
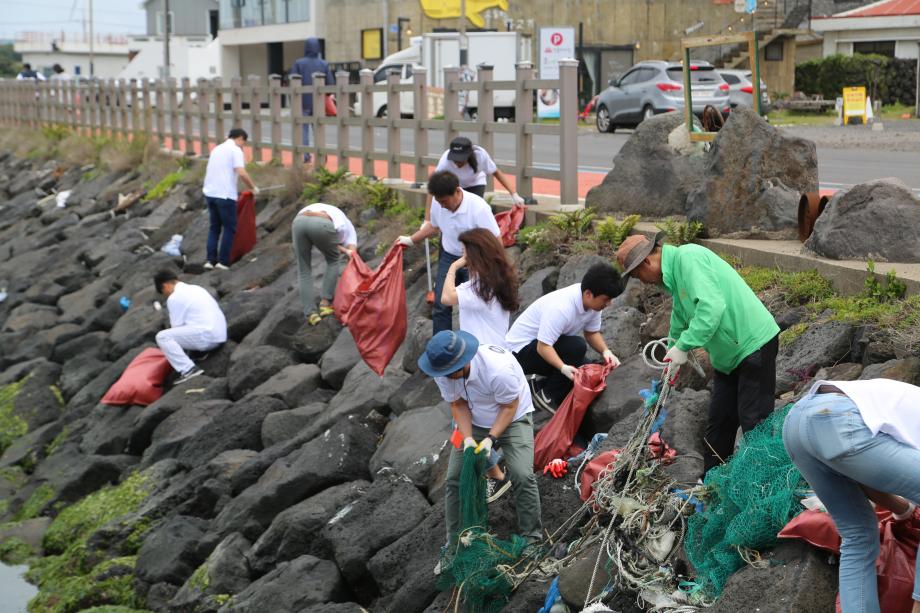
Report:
157,11,175,35
219,0,310,29
618,69,641,86
853,41,896,58
721,73,740,85
764,39,784,62
374,65,400,83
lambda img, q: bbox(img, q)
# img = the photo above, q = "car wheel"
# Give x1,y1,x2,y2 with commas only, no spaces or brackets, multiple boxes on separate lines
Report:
376,105,388,118
641,105,655,122
596,105,615,133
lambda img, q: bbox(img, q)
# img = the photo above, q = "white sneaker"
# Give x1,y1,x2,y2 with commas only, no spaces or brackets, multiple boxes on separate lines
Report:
203,262,214,270
215,263,230,270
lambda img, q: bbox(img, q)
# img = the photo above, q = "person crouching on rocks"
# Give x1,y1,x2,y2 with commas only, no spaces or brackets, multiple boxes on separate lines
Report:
616,233,779,472
292,203,357,325
154,270,227,384
783,378,920,613
418,330,543,558
439,228,520,348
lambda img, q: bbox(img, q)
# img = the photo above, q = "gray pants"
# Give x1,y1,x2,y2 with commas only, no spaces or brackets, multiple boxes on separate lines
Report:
292,215,345,316
444,414,543,541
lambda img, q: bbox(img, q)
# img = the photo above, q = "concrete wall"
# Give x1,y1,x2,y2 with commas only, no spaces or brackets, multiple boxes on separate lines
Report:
759,36,798,97
820,27,920,59
19,51,129,79
145,0,218,37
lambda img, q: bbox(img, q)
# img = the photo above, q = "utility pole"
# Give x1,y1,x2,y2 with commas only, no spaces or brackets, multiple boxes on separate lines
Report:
88,0,95,77
163,0,171,79
459,0,468,67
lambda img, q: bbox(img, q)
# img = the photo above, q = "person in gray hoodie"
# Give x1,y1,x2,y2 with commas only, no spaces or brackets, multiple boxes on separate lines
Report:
290,37,334,162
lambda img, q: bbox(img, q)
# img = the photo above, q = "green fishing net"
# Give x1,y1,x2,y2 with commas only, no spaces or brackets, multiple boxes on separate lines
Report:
436,448,528,613
685,403,807,599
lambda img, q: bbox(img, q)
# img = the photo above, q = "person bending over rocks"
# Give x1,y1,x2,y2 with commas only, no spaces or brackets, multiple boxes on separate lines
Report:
616,233,779,472
153,270,227,384
783,378,920,613
292,202,357,325
505,262,624,413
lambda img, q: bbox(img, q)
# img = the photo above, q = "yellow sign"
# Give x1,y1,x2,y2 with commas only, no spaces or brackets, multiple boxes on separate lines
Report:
842,86,867,124
362,28,383,61
418,0,509,28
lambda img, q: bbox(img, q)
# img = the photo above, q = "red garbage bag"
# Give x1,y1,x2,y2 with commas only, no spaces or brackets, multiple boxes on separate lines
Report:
230,191,257,264
778,509,841,553
494,203,525,247
579,449,621,502
101,348,172,406
333,244,407,375
533,363,611,471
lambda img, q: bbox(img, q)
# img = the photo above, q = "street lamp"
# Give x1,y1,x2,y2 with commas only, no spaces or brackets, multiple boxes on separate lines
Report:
397,17,411,51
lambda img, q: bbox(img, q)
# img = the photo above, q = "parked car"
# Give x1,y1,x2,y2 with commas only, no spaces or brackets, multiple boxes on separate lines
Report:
595,60,730,133
718,69,771,114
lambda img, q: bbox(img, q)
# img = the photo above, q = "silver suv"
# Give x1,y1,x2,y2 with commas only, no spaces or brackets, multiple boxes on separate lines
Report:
595,60,731,133
718,69,772,114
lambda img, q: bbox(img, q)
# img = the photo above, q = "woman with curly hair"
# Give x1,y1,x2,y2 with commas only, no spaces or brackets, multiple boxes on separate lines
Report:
440,227,520,348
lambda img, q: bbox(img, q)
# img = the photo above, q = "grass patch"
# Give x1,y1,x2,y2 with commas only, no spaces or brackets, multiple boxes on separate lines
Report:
767,108,836,126
0,377,29,456
0,536,33,564
27,555,141,613
15,484,55,521
142,167,185,202
779,322,808,347
45,428,69,457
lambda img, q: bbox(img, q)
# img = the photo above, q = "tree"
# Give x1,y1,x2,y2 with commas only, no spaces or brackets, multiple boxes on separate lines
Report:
0,44,23,78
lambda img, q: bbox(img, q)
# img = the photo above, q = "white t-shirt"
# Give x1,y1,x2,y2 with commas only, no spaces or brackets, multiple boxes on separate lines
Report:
434,344,534,428
430,190,500,256
298,203,358,247
457,279,510,348
435,146,498,188
203,139,245,200
166,282,228,343
506,283,602,353
808,378,920,450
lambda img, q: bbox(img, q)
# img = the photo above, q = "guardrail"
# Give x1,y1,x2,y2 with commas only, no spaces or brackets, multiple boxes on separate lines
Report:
0,61,580,203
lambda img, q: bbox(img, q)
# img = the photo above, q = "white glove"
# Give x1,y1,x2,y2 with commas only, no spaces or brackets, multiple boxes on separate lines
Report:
396,235,414,247
463,437,476,451
560,364,578,381
664,346,688,384
602,349,620,368
511,192,525,205
894,501,916,521
475,437,493,455
252,186,260,195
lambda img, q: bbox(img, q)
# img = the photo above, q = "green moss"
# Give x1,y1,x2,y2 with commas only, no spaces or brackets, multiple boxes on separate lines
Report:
779,322,808,347
76,608,154,613
0,466,27,489
142,168,185,202
45,427,69,457
49,385,64,408
188,562,210,591
0,377,29,455
213,595,232,606
15,483,55,521
0,536,33,564
27,555,141,613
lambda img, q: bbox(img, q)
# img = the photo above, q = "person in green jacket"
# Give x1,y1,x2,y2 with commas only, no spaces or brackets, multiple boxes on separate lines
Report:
616,233,780,472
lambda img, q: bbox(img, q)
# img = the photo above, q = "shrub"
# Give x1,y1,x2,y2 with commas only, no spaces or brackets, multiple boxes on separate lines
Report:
657,218,704,246
795,54,917,106
596,214,641,249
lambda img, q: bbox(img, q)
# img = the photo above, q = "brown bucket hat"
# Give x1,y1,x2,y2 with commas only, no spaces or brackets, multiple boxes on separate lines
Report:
616,232,665,275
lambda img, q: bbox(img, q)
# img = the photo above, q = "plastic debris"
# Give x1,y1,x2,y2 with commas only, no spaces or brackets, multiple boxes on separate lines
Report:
160,234,183,257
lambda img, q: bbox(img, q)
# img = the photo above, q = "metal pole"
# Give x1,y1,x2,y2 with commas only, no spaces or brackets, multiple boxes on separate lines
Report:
164,0,171,79
382,0,389,58
88,0,95,78
916,44,920,119
459,0,468,66
559,58,578,205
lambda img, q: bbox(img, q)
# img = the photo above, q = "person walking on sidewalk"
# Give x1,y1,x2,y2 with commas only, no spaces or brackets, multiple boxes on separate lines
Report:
153,270,227,383
292,202,357,325
290,37,334,163
16,63,45,81
782,378,920,613
202,128,258,270
506,263,624,413
424,136,524,219
440,228,519,348
418,330,543,545
396,171,500,334
616,233,779,472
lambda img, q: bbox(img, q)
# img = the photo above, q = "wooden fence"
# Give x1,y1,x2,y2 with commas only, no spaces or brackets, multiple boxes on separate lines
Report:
0,61,580,203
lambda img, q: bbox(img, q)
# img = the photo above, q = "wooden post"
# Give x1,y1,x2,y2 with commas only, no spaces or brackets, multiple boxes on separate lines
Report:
269,74,282,160
514,62,534,199
412,66,429,183
335,70,349,172
155,79,166,140
231,76,242,130
558,59,579,205
359,69,374,177
119,80,129,136
213,77,225,143
182,77,195,155
93,80,103,137
168,78,180,152
141,79,153,137
443,66,461,145
130,79,140,135
312,71,327,167
197,78,210,155
477,63,494,192
107,78,118,137
385,69,400,179
290,74,303,162
248,75,263,162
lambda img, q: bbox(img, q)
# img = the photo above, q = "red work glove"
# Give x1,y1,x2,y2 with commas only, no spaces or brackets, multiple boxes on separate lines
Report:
543,458,568,479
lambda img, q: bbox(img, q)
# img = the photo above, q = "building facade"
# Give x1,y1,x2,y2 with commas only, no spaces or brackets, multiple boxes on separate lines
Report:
13,32,131,79
812,0,920,60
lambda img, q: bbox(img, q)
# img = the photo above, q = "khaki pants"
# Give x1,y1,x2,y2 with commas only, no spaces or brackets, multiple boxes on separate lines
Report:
291,215,345,316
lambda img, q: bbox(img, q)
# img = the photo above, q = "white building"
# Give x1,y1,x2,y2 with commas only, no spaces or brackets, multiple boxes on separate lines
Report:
811,0,920,59
14,31,131,79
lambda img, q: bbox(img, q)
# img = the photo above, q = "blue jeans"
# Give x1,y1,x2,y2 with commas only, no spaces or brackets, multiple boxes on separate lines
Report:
432,247,468,335
301,123,312,162
783,393,920,613
206,196,237,266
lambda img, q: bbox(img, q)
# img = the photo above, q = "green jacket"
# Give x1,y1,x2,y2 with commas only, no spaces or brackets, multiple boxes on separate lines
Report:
661,244,779,374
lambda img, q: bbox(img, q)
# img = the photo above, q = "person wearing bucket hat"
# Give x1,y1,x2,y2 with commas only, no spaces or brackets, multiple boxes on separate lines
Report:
616,233,780,472
419,330,543,545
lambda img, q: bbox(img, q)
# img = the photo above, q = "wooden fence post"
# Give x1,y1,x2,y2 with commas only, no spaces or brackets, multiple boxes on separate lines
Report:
558,59,579,205
385,69,400,179
182,77,194,155
155,79,165,140
312,71,326,167
130,79,140,136
514,62,534,199
168,78,180,152
213,77,225,143
335,70,349,172
359,69,374,178
290,74,303,162
248,75,263,162
231,76,242,130
443,66,461,147
142,79,153,137
269,74,282,160
477,63,495,192
413,66,429,183
197,77,210,155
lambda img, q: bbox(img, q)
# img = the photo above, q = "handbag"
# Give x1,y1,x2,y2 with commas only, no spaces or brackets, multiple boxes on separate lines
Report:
324,94,337,117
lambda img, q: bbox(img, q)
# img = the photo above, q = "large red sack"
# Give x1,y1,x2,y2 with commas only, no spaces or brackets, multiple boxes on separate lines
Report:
230,191,257,264
533,363,611,471
333,244,407,375
101,348,172,407
780,507,920,613
494,203,525,247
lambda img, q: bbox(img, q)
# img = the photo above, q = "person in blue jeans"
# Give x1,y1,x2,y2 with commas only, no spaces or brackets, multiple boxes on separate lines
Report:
202,128,258,269
783,379,920,613
396,171,500,334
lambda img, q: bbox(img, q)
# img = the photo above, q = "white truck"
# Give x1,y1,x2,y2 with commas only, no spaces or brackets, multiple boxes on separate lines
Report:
355,31,532,120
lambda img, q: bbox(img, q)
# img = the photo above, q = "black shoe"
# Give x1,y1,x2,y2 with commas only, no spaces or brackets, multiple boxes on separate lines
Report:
486,475,512,504
176,366,204,384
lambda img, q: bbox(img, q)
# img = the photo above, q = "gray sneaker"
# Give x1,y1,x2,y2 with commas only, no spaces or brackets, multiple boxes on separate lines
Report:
486,475,512,504
176,366,204,384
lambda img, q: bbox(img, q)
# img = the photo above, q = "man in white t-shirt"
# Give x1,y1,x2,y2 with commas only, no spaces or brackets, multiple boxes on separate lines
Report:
396,171,500,334
153,270,228,383
418,330,543,545
506,263,624,412
202,128,259,270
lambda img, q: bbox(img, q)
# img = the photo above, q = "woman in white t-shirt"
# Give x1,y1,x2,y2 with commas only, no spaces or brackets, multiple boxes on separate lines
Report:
440,228,520,347
425,136,524,219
